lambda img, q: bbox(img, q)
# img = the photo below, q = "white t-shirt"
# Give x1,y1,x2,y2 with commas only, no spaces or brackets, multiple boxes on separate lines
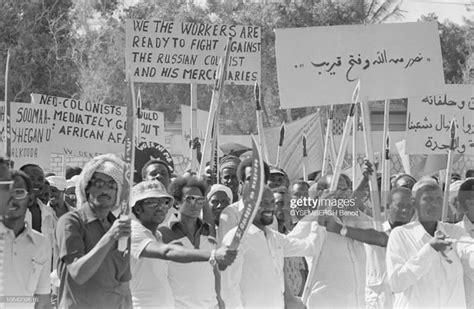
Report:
130,220,174,308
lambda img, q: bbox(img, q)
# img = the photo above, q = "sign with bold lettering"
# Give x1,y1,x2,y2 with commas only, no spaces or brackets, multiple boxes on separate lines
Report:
275,22,444,108
31,94,165,158
125,19,261,85
406,85,474,155
0,102,53,168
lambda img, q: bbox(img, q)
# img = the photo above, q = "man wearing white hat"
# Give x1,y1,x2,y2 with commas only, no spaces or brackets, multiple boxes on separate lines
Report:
130,180,237,308
386,179,474,308
47,175,73,220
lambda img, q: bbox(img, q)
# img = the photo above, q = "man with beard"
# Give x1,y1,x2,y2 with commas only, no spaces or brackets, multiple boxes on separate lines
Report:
386,180,474,308
220,185,326,308
130,180,236,308
55,154,132,308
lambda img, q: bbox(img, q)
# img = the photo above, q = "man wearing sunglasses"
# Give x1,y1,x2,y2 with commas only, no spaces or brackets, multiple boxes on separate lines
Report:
130,180,237,308
55,154,132,309
2,170,52,309
158,176,234,308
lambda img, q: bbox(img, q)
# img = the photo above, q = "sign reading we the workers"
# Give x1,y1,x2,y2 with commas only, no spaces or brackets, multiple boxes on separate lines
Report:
406,85,474,155
31,94,165,158
275,22,444,108
125,19,261,85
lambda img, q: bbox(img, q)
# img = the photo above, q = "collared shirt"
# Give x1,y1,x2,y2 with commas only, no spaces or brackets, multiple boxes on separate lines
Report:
457,215,474,238
26,198,56,251
306,212,371,308
56,203,132,309
158,216,217,309
0,221,51,309
130,219,174,309
457,216,474,308
386,221,474,308
220,221,326,309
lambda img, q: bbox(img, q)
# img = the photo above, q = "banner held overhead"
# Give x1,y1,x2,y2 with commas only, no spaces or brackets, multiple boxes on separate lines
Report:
125,19,261,85
275,22,444,108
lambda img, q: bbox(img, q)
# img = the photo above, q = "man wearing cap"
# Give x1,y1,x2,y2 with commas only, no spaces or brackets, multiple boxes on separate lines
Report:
206,184,232,228
129,180,237,308
456,178,474,307
56,154,132,308
386,179,474,308
219,155,241,203
47,175,73,220
268,166,289,189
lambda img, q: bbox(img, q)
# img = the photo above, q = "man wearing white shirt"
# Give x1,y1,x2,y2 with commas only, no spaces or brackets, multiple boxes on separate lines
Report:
386,180,474,308
2,170,52,309
220,185,327,308
456,178,474,308
129,180,236,308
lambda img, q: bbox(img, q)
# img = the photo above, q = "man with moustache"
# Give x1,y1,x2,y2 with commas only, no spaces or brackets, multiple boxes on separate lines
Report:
386,179,474,308
2,170,52,309
130,180,236,308
219,155,241,203
55,154,132,308
220,185,327,308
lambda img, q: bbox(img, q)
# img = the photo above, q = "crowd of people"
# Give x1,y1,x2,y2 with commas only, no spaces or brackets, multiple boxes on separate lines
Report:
0,151,473,309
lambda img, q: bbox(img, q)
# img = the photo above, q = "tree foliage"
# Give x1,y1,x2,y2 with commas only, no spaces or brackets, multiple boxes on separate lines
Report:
0,0,469,135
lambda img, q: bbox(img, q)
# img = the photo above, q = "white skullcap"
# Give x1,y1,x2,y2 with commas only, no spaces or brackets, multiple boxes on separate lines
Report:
47,176,66,191
412,178,439,198
207,184,233,202
66,175,80,189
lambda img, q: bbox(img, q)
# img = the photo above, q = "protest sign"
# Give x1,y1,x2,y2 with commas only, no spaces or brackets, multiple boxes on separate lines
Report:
134,141,174,183
31,94,165,158
0,102,53,168
406,85,474,155
275,22,444,108
125,19,261,85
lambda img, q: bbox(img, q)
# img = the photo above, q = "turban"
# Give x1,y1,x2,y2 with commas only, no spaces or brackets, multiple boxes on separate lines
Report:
207,184,233,202
47,176,66,191
219,155,241,172
76,153,126,209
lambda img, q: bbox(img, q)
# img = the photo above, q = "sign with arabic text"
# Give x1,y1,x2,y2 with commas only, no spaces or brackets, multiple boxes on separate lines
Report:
406,85,474,155
275,22,444,108
125,19,261,85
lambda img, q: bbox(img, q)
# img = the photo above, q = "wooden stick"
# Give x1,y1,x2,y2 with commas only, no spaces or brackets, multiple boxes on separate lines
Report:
381,99,390,219
4,49,11,160
190,83,198,173
442,118,457,222
321,105,334,175
360,96,382,230
352,105,357,190
198,38,232,176
255,82,270,163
